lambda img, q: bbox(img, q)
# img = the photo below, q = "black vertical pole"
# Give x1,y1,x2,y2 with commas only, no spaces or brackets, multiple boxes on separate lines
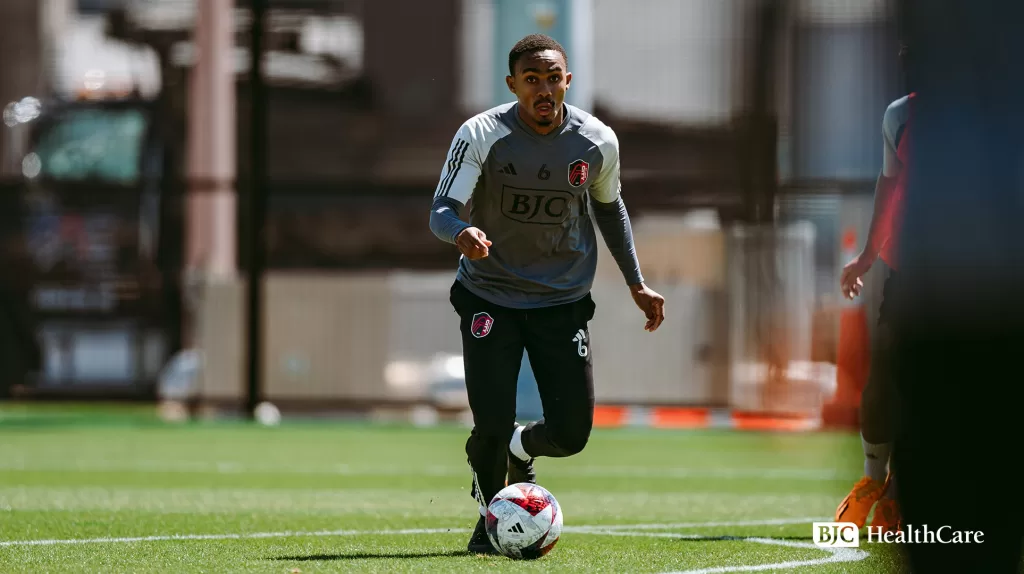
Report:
246,0,267,418
738,0,784,383
745,0,782,226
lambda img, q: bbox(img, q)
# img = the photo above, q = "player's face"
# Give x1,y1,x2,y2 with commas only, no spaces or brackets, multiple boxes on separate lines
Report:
506,50,571,132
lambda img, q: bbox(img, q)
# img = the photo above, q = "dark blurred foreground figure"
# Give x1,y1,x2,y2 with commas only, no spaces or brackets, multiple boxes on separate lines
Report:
0,282,40,398
892,0,1024,571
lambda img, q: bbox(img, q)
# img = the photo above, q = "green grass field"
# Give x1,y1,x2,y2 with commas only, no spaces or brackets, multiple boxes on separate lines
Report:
0,403,911,573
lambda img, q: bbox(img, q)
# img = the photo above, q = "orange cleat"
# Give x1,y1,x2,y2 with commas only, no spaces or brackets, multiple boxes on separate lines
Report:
870,497,902,532
869,471,902,532
835,476,886,528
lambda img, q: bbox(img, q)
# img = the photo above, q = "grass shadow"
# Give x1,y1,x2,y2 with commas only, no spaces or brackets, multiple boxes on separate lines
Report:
274,550,472,561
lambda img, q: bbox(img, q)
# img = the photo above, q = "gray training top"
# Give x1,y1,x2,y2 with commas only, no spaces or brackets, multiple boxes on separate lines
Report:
429,101,643,309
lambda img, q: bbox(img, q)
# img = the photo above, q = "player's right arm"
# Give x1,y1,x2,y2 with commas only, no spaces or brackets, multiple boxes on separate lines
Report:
429,122,491,260
841,102,903,299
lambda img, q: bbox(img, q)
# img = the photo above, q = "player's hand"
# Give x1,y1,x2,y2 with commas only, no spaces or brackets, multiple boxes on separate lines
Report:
840,251,876,299
456,227,492,260
629,283,665,332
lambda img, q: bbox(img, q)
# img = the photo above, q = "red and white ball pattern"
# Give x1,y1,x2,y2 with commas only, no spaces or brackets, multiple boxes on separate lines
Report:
485,483,562,559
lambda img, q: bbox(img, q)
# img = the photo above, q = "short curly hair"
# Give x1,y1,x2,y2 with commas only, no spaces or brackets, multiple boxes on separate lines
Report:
508,34,568,76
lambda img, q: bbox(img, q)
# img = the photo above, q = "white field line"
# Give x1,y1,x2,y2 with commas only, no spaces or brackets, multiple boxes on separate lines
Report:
661,537,869,573
0,459,854,481
569,517,828,531
0,517,827,548
0,518,870,572
0,527,471,547
572,529,868,573
573,519,868,572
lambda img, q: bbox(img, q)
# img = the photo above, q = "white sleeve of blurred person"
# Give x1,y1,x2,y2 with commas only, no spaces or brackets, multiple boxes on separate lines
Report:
428,115,509,260
840,96,907,299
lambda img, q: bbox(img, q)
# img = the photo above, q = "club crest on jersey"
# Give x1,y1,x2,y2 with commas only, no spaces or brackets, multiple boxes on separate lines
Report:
568,159,589,187
471,312,494,338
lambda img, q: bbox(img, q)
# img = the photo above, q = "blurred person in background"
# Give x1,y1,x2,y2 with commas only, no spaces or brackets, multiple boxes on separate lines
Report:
428,34,665,554
835,43,914,535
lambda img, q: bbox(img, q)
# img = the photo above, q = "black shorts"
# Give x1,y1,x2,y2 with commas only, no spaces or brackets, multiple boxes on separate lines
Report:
448,279,596,439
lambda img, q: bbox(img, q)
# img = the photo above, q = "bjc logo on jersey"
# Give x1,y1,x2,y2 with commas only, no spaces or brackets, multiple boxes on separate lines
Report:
813,522,860,547
501,187,573,225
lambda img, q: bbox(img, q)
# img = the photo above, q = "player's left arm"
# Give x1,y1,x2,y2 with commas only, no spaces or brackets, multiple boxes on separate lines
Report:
841,101,903,299
588,124,665,332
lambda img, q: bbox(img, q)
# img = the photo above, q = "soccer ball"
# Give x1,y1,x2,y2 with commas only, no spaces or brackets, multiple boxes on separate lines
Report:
485,483,562,559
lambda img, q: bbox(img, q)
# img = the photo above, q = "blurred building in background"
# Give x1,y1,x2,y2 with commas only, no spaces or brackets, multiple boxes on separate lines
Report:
0,0,903,427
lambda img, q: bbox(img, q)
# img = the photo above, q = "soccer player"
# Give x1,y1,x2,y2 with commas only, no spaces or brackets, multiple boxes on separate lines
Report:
835,44,913,533
428,34,665,554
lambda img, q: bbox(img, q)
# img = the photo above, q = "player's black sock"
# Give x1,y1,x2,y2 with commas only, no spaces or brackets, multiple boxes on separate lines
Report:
466,431,510,511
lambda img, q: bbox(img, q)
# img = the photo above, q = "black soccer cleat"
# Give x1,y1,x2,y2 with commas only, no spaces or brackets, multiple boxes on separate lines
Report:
467,515,498,554
507,447,536,486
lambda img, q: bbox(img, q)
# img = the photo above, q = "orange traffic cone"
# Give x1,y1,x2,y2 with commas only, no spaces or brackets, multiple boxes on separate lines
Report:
822,228,871,429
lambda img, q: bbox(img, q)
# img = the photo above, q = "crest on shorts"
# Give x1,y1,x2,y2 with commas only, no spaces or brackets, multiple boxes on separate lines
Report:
471,312,494,338
568,159,589,187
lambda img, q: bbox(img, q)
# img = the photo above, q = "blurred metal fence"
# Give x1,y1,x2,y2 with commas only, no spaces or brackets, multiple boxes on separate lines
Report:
189,209,839,417
0,0,905,417
726,222,823,414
